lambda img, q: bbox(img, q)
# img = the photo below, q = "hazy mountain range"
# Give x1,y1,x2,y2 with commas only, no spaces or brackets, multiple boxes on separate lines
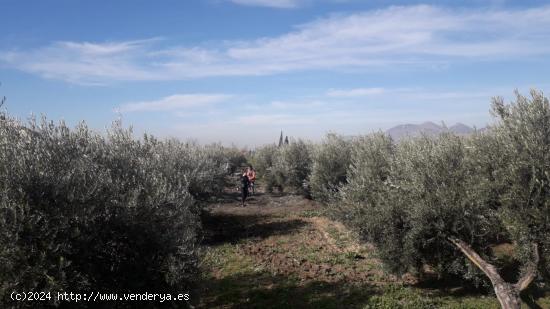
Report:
386,122,481,140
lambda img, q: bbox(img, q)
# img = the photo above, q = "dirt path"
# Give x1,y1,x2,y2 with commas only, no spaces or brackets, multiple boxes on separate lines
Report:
196,188,420,309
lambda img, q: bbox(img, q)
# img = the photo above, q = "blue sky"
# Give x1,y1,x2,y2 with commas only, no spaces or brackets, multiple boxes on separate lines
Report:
2,0,550,146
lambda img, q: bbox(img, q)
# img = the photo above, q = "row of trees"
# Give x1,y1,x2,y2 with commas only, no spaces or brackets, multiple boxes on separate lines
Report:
251,90,549,308
1,89,547,308
250,139,312,195
0,113,245,308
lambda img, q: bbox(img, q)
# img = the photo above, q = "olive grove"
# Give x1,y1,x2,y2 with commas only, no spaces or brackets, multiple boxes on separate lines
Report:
0,114,240,308
332,90,549,308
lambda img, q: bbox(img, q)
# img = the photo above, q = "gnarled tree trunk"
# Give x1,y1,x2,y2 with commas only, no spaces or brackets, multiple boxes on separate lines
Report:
448,237,539,309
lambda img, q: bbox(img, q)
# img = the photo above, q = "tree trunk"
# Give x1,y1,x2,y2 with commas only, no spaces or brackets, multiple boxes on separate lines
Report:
448,237,539,309
493,281,521,309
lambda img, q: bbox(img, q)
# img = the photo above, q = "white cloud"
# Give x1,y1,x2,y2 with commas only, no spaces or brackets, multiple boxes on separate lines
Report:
118,94,231,112
229,0,303,8
327,87,385,97
0,39,160,85
324,87,499,101
270,100,325,109
3,5,550,84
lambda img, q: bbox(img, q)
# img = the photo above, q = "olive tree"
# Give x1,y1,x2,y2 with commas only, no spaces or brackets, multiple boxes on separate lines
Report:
336,133,395,229
0,115,207,308
253,139,312,194
271,139,313,195
338,90,550,308
309,133,352,203
249,144,279,191
476,90,550,307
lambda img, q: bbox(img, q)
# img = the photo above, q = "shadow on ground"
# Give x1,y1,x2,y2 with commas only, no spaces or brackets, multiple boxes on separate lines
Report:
212,190,269,204
199,272,380,309
202,211,309,245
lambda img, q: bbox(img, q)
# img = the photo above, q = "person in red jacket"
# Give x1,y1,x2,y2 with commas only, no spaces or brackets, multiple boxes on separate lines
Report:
246,167,256,195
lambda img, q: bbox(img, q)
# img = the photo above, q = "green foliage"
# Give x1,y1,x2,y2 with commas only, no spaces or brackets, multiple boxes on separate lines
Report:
332,90,550,288
0,114,233,308
249,144,279,192
271,139,313,195
490,90,550,278
335,133,395,227
223,146,248,174
309,133,352,203
336,130,510,282
336,132,418,274
181,142,245,200
250,144,277,180
251,140,312,195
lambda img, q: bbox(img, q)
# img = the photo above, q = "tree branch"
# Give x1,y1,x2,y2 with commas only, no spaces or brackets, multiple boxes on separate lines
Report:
448,236,503,284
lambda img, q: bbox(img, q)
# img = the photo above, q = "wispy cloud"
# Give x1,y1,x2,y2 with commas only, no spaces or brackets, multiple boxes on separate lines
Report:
0,39,161,85
3,5,550,84
229,0,303,9
327,87,386,97
270,100,325,109
325,87,499,101
118,93,231,112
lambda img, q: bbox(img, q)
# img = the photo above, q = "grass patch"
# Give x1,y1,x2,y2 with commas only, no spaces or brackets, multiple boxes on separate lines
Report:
300,209,325,218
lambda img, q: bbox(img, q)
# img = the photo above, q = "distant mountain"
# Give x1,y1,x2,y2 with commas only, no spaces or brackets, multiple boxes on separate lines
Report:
386,122,476,140
449,123,474,134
